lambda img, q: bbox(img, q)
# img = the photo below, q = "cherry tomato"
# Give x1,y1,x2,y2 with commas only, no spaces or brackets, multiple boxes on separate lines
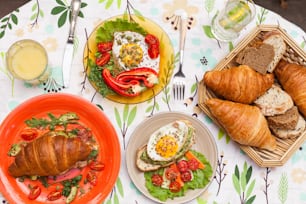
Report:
181,171,192,182
96,52,111,66
177,160,189,173
28,185,41,200
188,158,200,171
151,174,163,186
165,168,178,181
47,190,62,201
87,170,98,186
20,128,39,141
169,181,181,193
145,34,159,46
148,44,159,59
97,42,113,53
89,161,105,171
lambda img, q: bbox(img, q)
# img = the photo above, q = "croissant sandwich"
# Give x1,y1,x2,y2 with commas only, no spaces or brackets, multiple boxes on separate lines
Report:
274,60,306,118
203,65,274,104
205,98,276,150
8,135,92,177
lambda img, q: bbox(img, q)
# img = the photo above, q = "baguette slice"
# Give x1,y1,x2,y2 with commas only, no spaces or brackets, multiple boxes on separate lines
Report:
254,84,294,116
263,32,286,72
270,115,305,139
267,106,299,129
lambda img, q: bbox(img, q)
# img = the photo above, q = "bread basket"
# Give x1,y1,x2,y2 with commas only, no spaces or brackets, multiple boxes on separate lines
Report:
198,25,306,167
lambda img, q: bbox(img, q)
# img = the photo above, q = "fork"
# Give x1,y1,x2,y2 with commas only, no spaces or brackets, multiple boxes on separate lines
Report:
173,15,188,100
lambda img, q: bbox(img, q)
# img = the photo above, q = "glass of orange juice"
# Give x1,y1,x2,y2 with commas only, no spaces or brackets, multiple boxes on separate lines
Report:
6,39,49,85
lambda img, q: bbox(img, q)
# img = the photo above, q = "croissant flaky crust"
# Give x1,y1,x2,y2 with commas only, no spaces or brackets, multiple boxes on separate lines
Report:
203,65,274,104
205,98,277,150
8,135,92,177
274,60,306,118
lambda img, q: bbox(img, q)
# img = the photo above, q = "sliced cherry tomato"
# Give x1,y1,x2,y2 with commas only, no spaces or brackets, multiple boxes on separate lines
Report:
169,181,181,193
148,44,159,59
181,171,192,182
151,174,163,186
165,168,178,181
97,42,113,53
87,170,98,186
96,52,111,66
89,161,105,171
187,158,200,171
177,160,189,173
47,190,62,201
145,34,159,46
20,128,39,141
28,185,41,200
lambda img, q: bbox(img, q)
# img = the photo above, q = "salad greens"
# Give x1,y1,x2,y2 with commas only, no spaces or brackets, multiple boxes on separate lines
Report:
144,150,213,202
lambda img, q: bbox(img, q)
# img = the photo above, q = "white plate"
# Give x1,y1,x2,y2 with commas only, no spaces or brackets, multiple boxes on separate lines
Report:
126,112,218,204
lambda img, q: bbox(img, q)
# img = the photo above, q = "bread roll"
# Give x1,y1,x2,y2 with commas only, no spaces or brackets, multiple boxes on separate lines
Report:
205,98,276,150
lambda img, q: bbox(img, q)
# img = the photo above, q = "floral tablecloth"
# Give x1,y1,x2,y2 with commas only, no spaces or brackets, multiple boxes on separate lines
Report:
0,0,305,203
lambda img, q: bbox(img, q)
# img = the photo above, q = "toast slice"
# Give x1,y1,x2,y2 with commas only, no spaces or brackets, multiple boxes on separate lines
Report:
267,106,299,129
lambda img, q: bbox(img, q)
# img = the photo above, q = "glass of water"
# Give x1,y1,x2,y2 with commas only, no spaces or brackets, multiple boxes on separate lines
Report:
211,0,256,42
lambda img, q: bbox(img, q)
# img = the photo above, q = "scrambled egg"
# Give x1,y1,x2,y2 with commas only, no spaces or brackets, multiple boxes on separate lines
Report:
112,31,160,71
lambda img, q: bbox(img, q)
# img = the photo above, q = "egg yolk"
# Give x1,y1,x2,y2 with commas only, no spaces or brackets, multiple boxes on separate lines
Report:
155,135,178,158
119,43,143,68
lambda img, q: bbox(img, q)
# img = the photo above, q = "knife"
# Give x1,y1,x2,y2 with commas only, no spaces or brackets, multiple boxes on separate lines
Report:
62,0,81,88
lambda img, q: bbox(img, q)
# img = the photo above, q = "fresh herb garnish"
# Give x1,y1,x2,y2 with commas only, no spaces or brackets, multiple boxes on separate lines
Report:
88,149,99,160
61,175,83,197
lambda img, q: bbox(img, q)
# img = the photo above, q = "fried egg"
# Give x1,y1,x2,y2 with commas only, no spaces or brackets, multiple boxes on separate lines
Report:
146,121,189,162
112,31,160,71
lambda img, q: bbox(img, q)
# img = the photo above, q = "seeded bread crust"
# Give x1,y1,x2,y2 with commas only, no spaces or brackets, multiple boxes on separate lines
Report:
236,43,275,74
270,115,306,139
267,106,299,130
254,84,294,116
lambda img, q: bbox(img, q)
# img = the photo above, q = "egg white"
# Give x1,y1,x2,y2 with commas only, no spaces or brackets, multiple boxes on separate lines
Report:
146,121,189,162
112,31,160,71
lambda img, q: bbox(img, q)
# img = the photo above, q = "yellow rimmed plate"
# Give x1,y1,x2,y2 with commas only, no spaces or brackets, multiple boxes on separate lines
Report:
83,15,175,104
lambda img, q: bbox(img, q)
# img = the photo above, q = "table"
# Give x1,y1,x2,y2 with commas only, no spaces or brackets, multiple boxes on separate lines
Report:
0,0,305,203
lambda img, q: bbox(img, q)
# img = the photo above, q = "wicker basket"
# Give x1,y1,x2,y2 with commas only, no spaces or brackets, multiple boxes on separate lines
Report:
198,25,306,167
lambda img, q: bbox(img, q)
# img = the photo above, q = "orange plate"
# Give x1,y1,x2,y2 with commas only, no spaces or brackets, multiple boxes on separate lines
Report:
0,93,121,204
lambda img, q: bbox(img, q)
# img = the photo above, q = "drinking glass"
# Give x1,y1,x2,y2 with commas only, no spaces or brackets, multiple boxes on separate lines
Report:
211,0,256,42
6,39,49,85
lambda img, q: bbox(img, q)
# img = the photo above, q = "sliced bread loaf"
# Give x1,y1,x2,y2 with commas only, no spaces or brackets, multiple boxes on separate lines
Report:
235,43,275,74
263,32,287,73
254,84,294,116
267,106,299,129
270,115,305,139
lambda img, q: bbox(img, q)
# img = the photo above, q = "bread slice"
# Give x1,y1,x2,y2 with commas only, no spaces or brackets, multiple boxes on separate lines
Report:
270,115,305,139
263,33,286,73
235,43,275,74
267,106,299,130
254,84,294,116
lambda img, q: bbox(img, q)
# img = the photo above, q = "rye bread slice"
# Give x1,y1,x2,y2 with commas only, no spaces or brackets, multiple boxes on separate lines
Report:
267,106,299,129
270,115,305,139
236,43,275,74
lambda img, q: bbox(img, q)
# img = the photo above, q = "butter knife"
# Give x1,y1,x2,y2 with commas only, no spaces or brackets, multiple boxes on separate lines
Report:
62,0,81,88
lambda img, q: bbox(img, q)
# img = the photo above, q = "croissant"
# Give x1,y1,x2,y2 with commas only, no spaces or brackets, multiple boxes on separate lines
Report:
205,98,276,150
203,65,274,104
274,60,306,118
8,135,92,177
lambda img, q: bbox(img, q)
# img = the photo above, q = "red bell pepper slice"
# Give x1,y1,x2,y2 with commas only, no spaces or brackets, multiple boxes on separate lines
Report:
102,69,143,97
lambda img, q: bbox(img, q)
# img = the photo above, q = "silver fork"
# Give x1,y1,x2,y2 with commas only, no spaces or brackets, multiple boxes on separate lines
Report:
173,16,187,100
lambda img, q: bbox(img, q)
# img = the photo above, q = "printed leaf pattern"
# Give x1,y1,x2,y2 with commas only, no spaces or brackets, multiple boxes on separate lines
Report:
30,0,44,26
203,25,215,39
146,92,160,117
99,0,122,9
232,162,256,204
114,105,137,149
256,7,269,25
278,173,288,204
104,177,124,204
204,0,216,15
51,0,87,28
0,52,15,95
0,9,19,39
214,153,227,195
217,129,230,144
